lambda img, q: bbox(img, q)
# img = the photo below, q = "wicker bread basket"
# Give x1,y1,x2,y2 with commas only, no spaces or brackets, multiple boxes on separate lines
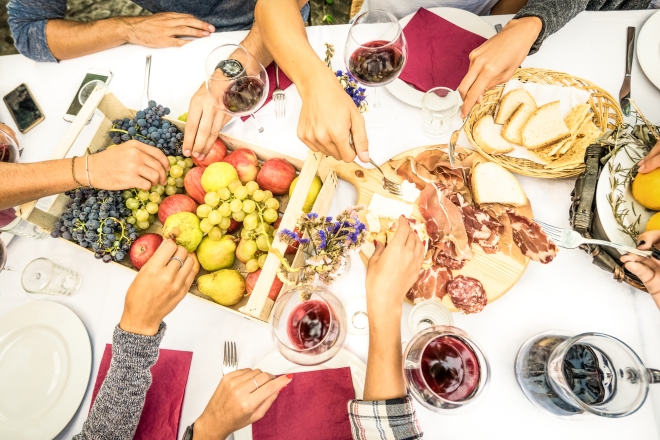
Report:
463,68,624,179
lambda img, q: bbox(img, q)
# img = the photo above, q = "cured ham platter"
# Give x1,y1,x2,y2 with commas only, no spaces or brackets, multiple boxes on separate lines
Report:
329,146,557,314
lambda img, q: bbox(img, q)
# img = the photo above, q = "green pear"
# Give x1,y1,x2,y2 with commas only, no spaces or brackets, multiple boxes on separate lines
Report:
289,176,322,213
162,212,203,252
197,269,245,306
197,235,237,271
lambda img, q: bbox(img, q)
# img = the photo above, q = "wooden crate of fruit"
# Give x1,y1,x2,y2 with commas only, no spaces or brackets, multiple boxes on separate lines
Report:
17,87,338,324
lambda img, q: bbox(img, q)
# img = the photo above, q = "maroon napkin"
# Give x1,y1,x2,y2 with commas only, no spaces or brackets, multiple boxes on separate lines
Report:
399,8,487,92
0,208,15,229
91,344,193,440
241,63,293,121
252,367,355,440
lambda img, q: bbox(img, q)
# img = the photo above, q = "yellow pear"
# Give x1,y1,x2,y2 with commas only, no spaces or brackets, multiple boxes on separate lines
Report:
289,176,322,213
197,269,245,306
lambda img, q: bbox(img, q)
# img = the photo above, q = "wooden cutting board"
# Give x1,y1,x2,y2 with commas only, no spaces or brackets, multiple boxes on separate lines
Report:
328,145,531,312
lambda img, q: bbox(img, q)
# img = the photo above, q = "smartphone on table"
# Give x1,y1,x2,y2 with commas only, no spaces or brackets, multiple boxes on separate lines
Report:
3,84,45,134
63,69,113,123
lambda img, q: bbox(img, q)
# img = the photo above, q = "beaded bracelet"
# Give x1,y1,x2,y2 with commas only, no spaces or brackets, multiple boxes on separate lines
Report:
71,156,87,188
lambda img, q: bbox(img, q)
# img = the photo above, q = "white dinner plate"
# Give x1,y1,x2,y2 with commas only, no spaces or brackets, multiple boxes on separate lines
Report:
234,348,367,440
637,10,660,91
385,7,496,108
595,143,655,252
0,301,91,440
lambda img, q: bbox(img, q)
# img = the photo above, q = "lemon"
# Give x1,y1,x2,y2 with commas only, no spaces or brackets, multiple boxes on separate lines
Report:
646,212,660,232
632,168,660,211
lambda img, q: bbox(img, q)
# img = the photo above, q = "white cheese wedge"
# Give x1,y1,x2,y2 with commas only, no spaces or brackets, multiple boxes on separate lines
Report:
400,180,421,203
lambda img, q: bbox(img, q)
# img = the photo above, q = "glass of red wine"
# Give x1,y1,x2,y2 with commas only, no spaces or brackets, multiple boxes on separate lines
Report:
205,44,280,146
344,10,407,127
404,325,490,413
0,127,19,163
271,284,347,366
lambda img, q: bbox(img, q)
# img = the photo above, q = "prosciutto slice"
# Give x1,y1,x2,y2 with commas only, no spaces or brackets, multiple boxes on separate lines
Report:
433,241,466,270
506,211,558,264
407,266,453,303
419,184,472,259
450,193,502,254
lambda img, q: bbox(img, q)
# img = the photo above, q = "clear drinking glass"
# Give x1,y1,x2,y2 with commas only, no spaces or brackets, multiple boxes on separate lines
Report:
408,300,454,334
21,257,81,296
515,331,660,418
0,217,49,240
404,325,490,413
271,284,347,366
344,9,408,126
0,128,19,163
421,87,460,138
78,80,107,106
342,295,369,337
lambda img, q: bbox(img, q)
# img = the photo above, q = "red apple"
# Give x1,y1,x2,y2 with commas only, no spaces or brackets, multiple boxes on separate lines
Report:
130,233,163,270
184,166,206,204
192,138,228,167
256,158,297,195
222,148,259,184
273,218,298,255
226,218,241,233
245,269,284,301
158,194,198,224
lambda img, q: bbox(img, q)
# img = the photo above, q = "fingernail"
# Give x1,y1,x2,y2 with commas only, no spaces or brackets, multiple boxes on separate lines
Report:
373,240,379,245
280,386,287,391
183,150,190,157
638,240,646,246
423,240,427,245
286,374,293,379
199,154,206,160
209,25,215,32
203,31,210,36
360,152,370,162
653,249,660,260
193,152,200,158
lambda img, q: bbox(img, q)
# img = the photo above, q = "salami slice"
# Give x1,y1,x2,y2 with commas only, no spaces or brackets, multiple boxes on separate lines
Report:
447,275,487,314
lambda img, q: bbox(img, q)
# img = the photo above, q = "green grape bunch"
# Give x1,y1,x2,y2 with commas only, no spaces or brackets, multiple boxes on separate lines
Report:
165,156,194,196
123,185,166,230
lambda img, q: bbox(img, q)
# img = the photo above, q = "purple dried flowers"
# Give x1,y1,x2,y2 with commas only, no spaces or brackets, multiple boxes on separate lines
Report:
335,70,367,113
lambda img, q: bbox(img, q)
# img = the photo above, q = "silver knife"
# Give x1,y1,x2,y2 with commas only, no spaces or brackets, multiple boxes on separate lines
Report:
142,55,152,110
619,27,635,117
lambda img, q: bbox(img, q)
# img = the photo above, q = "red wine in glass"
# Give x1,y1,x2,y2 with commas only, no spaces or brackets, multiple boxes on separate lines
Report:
0,143,16,163
287,300,331,350
223,76,265,114
420,335,480,401
348,40,406,86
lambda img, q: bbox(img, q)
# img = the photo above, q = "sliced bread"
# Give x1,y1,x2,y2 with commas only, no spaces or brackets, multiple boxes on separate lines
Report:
473,115,515,155
502,102,537,145
495,89,537,124
521,101,571,150
471,162,526,207
545,120,602,169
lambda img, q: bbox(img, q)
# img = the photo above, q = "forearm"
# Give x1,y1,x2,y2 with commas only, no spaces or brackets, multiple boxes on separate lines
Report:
364,312,406,401
0,157,88,210
45,17,132,60
73,324,166,440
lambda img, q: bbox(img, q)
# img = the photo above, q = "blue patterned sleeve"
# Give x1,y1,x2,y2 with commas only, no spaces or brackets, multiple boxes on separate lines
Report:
7,0,67,62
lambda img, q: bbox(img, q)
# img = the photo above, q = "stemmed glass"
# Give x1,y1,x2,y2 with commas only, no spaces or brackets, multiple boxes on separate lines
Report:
344,10,408,127
204,44,280,147
271,284,347,366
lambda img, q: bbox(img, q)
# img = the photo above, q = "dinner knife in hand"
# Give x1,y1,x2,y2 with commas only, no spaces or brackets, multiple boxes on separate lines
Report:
619,27,635,116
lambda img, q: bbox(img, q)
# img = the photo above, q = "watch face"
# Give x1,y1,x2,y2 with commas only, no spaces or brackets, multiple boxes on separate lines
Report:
215,59,244,78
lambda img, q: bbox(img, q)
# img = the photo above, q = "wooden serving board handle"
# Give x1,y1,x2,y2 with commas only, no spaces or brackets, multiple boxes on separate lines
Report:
326,158,402,208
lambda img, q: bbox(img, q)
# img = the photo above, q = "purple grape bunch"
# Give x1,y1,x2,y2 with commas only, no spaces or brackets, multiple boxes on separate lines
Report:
107,100,183,156
51,188,138,263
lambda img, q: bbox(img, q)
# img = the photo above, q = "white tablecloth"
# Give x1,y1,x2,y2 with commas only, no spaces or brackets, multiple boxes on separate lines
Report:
1,10,660,440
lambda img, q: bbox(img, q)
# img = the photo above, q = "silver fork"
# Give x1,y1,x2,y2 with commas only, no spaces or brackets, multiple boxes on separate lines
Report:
349,134,402,196
533,219,652,258
223,341,237,375
273,63,286,119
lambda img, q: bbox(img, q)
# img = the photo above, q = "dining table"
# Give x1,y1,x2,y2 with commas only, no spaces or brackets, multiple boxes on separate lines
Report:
1,9,660,440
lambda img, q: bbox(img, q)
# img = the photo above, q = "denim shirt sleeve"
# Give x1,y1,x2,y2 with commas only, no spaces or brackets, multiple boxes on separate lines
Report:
7,0,67,62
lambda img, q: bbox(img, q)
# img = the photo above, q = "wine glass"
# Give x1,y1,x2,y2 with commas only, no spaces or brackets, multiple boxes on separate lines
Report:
344,10,408,127
404,325,490,413
204,44,280,147
271,284,347,366
0,127,19,163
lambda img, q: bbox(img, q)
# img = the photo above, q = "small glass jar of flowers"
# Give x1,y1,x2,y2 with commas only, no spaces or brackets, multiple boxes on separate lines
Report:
276,206,367,286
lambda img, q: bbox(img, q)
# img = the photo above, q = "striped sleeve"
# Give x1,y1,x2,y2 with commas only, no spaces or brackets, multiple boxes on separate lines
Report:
348,397,423,440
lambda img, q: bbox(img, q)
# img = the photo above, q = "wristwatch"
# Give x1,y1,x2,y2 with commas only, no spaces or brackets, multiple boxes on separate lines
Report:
182,423,194,440
215,59,244,78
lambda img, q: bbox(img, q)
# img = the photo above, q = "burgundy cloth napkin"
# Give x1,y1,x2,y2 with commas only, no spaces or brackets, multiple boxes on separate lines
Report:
399,8,488,92
252,367,355,440
91,344,193,440
241,63,293,121
0,208,15,229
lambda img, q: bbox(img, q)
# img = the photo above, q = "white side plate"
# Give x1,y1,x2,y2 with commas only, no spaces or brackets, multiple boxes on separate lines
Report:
637,10,660,91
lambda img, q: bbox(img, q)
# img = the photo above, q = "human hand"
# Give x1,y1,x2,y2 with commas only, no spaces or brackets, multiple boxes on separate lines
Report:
89,140,170,191
183,82,232,160
638,140,660,173
457,17,542,118
119,240,198,336
193,369,293,439
297,70,369,163
0,123,18,147
366,217,424,319
122,13,215,48
621,230,660,309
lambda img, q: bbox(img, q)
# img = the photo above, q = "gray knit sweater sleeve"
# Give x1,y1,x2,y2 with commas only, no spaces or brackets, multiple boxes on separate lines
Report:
73,323,166,440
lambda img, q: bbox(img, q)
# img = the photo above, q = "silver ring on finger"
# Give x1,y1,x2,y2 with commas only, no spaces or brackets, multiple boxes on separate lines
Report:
252,377,259,391
169,256,185,268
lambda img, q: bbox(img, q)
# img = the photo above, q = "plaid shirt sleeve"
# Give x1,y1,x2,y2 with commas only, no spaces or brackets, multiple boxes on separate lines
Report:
348,397,423,440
